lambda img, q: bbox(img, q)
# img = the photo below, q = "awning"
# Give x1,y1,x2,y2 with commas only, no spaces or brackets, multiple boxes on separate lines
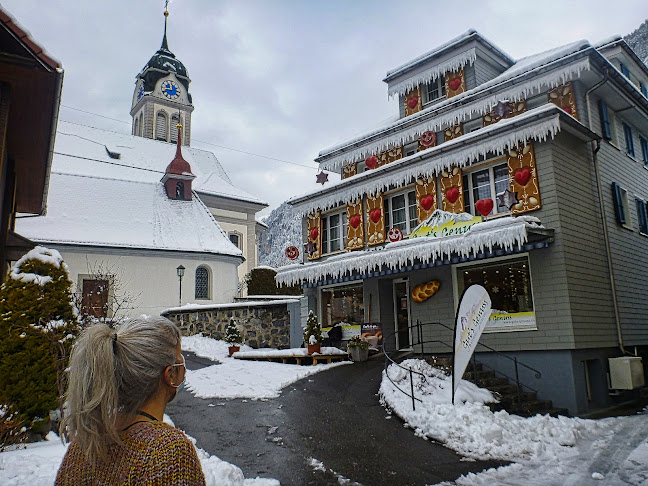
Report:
275,215,553,287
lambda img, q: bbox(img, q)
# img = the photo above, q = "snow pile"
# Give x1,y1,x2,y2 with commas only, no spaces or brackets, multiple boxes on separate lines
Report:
276,215,541,286
9,246,66,286
380,359,648,485
0,429,278,486
295,106,561,215
234,347,347,358
182,335,350,400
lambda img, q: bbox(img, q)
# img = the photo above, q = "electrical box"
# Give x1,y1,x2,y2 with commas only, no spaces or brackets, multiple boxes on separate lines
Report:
608,357,645,390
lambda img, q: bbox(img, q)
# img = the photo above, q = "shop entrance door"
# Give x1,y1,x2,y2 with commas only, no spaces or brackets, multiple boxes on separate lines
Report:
393,279,411,350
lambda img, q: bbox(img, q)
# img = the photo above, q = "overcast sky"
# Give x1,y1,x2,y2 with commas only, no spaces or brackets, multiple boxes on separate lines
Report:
3,0,647,217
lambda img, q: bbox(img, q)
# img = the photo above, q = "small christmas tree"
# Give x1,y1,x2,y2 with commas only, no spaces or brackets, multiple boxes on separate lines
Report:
303,311,322,345
224,318,243,345
0,246,79,435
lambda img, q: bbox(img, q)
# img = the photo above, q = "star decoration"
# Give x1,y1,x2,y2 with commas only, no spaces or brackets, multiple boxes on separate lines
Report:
492,286,500,294
497,189,520,210
304,241,317,256
493,101,512,119
316,171,329,185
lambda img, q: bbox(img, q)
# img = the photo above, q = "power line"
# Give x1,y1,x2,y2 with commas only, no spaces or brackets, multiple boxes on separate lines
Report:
60,105,320,170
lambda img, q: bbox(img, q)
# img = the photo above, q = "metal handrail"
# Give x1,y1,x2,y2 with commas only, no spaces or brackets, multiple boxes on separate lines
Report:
382,320,543,413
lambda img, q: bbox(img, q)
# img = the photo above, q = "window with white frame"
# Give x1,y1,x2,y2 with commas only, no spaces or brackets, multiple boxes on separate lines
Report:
404,142,418,157
612,182,632,228
322,210,347,254
229,232,242,249
635,197,648,235
195,266,210,299
462,162,509,216
384,190,417,234
423,75,446,105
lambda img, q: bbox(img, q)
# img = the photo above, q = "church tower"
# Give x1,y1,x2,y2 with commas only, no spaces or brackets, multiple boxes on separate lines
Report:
130,6,193,145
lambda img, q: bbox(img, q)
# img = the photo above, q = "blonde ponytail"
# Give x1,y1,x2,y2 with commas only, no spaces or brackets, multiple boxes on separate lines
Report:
62,317,180,463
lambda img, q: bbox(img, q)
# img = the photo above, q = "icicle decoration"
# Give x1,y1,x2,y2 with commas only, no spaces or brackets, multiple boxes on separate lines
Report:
275,216,543,286
292,107,561,217
318,58,590,171
386,49,477,99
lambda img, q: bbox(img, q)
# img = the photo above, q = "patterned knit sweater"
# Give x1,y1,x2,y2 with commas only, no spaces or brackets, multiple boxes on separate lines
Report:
55,421,206,485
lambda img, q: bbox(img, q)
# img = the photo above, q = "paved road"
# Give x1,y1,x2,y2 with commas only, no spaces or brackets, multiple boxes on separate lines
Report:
167,352,505,486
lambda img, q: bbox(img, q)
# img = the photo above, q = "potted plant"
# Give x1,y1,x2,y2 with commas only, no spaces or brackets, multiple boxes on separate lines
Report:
304,311,322,354
225,318,243,357
347,336,369,362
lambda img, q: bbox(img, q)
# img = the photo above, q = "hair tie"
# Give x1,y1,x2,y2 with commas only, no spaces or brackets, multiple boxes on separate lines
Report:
112,333,118,353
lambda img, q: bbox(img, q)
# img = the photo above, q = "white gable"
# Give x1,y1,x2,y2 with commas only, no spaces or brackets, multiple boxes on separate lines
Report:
17,172,243,257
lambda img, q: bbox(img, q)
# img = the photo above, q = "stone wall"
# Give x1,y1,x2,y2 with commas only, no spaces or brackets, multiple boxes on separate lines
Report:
163,302,294,349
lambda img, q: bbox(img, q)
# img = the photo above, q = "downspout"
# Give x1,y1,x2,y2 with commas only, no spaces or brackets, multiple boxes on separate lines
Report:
585,67,628,355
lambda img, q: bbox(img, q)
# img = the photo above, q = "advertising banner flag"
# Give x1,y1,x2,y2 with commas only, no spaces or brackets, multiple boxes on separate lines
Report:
452,285,491,404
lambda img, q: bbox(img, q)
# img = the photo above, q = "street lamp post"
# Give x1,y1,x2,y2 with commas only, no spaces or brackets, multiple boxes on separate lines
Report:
176,265,185,307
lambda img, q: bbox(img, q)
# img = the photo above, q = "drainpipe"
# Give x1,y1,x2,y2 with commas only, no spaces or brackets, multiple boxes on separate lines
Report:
585,68,628,355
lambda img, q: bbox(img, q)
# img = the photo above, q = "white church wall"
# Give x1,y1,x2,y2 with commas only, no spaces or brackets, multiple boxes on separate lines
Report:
52,246,240,319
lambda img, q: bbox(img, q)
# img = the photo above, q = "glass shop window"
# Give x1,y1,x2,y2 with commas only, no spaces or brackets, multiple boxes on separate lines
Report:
320,284,364,329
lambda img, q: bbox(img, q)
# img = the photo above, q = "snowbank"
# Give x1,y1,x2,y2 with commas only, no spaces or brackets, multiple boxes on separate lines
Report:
182,335,351,400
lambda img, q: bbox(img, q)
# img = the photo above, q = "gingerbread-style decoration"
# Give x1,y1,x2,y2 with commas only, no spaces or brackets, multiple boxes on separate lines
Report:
342,163,357,179
306,212,322,260
377,146,403,168
365,193,386,246
404,86,422,117
387,227,403,242
507,142,541,214
548,83,578,120
445,70,466,99
443,123,463,142
412,280,440,303
439,167,464,213
418,131,437,151
483,100,527,126
415,176,437,222
346,199,364,250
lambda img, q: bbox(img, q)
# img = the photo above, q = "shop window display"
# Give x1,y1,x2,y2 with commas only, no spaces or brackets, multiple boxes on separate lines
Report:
321,284,364,335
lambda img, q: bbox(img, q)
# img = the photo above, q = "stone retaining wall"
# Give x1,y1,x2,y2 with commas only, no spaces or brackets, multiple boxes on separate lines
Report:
163,302,295,349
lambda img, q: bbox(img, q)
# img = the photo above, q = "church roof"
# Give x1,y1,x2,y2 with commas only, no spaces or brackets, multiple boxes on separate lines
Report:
142,45,188,79
53,121,266,206
16,172,243,257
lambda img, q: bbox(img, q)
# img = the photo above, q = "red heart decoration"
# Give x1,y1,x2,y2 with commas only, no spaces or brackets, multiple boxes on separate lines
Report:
561,104,573,115
370,208,382,223
365,156,378,170
445,187,459,204
475,198,494,217
309,228,319,241
407,96,419,109
350,214,361,229
449,78,461,91
421,194,434,211
514,167,531,186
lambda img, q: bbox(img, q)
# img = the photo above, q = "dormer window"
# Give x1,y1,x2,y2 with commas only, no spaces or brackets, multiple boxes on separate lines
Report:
423,75,446,105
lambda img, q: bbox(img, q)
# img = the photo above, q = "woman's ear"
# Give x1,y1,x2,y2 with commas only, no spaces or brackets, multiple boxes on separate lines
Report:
162,366,175,387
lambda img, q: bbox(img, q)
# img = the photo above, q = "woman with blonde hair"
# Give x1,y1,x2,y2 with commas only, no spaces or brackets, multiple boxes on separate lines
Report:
55,317,205,485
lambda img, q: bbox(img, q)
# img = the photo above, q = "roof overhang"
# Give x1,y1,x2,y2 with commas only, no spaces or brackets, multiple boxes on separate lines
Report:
0,8,63,215
276,216,554,287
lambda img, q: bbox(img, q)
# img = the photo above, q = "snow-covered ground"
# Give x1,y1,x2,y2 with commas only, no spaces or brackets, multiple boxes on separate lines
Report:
380,359,648,485
0,417,278,486
181,334,351,400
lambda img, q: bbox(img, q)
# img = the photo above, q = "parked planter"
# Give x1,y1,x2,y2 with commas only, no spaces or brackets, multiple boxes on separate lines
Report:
348,346,369,362
228,345,240,357
307,343,321,355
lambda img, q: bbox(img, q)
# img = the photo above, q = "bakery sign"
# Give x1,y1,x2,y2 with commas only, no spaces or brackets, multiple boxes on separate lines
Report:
410,215,481,239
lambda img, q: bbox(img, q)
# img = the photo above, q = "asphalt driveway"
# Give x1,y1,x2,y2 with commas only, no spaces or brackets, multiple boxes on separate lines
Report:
167,352,505,485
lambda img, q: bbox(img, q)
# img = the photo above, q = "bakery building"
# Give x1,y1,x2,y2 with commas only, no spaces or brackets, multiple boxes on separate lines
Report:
276,30,648,415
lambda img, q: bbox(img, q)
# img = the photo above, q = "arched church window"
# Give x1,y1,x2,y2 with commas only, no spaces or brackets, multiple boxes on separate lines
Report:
134,117,139,136
156,111,168,141
175,181,184,199
170,114,181,143
195,266,210,299
138,113,144,136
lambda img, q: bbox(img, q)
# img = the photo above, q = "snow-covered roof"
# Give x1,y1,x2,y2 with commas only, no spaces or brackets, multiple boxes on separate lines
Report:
162,299,300,314
276,216,546,286
16,172,243,257
293,105,594,217
318,40,591,169
53,121,266,206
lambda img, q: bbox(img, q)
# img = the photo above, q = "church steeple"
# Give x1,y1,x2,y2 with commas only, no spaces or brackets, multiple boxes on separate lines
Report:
130,4,194,145
161,122,195,200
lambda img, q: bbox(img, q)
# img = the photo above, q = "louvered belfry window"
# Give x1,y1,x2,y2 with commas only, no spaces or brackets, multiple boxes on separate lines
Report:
156,112,167,141
171,114,180,143
195,267,209,299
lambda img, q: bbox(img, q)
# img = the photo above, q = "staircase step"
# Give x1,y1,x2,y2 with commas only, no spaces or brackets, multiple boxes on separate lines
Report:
463,369,495,381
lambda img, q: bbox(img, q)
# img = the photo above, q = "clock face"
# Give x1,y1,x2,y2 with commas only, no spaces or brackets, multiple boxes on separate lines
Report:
137,85,144,101
161,80,181,100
